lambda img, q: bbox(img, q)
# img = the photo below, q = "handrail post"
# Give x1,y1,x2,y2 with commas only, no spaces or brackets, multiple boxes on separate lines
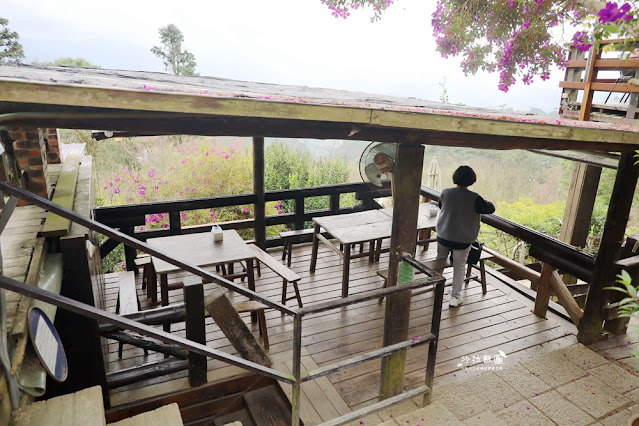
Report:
184,277,207,387
253,137,266,249
169,211,182,235
291,313,302,426
330,193,340,215
121,226,138,272
294,197,304,230
423,280,444,406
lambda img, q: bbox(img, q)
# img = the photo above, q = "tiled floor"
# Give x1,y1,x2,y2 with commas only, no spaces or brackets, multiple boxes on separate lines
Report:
346,343,639,426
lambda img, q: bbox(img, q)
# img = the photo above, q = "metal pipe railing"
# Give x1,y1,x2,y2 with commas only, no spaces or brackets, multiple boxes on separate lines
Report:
1,179,448,425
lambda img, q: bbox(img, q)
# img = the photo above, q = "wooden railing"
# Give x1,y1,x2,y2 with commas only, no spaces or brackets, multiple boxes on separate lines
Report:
0,180,443,426
95,182,390,271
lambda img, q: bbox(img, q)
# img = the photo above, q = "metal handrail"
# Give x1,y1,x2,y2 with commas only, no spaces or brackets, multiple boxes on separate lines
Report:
0,180,295,317
0,180,446,426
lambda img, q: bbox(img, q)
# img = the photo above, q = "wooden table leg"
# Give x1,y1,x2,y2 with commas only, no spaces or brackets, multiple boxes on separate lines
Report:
423,229,432,251
310,224,320,273
149,265,158,305
342,243,351,298
160,273,168,307
375,239,382,262
247,258,257,324
369,241,375,262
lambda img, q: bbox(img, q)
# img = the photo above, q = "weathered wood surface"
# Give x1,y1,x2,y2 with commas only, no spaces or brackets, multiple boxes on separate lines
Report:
380,143,424,400
117,271,138,316
244,384,292,426
105,242,578,413
1,66,639,152
204,287,272,367
12,385,105,426
248,244,300,282
149,230,255,275
109,403,183,426
39,155,80,238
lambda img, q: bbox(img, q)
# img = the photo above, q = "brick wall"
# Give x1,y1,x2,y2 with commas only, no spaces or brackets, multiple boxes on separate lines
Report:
6,126,52,204
44,128,61,164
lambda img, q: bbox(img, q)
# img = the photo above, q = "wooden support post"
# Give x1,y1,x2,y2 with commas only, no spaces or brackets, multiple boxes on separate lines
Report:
560,163,602,248
121,227,137,272
169,211,181,235
294,197,304,231
579,151,639,344
548,270,584,327
579,47,601,121
330,193,340,215
533,263,554,318
183,277,207,387
204,287,272,367
253,137,266,250
560,163,601,284
379,143,424,400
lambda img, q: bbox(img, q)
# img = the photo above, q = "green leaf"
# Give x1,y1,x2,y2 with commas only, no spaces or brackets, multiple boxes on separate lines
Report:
603,24,619,33
605,286,630,293
628,284,638,299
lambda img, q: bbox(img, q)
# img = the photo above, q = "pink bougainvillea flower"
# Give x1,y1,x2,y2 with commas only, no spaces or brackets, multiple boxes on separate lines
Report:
598,2,633,23
123,167,128,173
170,166,174,170
225,154,230,159
114,188,120,194
139,190,145,195
181,159,187,164
115,177,120,182
154,185,159,190
243,207,249,214
205,152,209,156
572,31,592,52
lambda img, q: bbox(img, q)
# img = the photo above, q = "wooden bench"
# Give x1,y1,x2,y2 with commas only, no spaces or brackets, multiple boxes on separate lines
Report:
279,228,315,267
248,244,303,308
232,300,270,350
376,251,493,302
115,271,148,358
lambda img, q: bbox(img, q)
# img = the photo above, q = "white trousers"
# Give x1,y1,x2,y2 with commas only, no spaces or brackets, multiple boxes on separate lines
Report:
436,243,471,299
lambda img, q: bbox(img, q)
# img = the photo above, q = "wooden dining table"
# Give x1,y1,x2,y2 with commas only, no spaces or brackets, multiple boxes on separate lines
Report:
148,230,257,307
309,204,438,297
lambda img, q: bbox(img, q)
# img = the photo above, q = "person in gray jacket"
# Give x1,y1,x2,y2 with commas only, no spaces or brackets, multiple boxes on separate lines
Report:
436,166,495,307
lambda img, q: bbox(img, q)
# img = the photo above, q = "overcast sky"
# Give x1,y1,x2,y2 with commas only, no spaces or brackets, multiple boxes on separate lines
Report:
4,0,567,113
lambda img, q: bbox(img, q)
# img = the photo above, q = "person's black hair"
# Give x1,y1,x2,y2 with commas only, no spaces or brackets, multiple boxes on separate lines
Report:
452,165,477,187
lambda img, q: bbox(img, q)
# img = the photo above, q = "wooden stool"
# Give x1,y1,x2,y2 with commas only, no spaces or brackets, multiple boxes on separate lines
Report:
279,228,314,267
233,301,269,350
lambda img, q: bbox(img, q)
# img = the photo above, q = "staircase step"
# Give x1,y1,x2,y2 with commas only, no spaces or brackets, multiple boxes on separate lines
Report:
13,385,105,426
212,408,256,426
110,403,183,425
244,384,292,426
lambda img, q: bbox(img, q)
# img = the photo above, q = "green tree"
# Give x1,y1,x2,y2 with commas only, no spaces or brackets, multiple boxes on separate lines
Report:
265,141,354,213
0,17,24,63
33,57,100,68
150,24,198,76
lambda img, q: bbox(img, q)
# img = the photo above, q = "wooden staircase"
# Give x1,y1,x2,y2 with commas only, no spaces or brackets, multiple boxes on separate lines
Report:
106,374,295,426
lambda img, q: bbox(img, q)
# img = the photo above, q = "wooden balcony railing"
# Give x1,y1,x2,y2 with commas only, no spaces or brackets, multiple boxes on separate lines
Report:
95,182,390,271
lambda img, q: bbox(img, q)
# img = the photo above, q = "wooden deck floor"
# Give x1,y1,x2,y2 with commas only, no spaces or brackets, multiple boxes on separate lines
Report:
106,241,580,421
